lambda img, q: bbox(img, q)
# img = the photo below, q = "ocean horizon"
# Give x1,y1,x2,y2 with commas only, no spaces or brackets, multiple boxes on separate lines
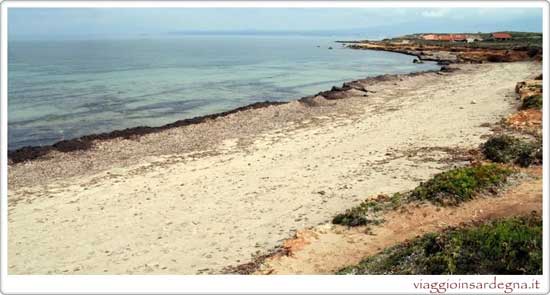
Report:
8,35,438,150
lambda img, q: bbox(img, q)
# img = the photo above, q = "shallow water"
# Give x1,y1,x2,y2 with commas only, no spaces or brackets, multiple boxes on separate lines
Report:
8,36,438,150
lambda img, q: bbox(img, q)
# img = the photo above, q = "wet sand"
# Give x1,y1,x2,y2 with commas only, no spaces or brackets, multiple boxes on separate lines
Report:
8,61,540,274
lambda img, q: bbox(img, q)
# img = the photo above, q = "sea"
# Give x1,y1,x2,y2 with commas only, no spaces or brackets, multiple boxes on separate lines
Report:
8,36,438,150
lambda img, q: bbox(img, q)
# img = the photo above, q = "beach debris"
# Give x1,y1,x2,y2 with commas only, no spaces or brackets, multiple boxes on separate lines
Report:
7,100,288,164
440,65,457,73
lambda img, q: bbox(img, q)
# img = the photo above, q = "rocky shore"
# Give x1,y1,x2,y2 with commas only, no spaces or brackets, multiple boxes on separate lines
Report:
8,61,541,274
345,41,541,63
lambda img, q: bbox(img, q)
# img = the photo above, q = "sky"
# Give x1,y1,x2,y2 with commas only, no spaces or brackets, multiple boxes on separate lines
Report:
8,7,543,40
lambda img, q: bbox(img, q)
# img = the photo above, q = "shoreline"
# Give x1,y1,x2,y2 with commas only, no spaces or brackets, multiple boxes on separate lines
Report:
9,38,542,164
8,100,287,164
8,65,441,164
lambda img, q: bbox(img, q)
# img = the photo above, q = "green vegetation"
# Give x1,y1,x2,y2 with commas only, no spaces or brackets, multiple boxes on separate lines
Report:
337,215,542,275
332,195,402,226
521,94,543,110
482,135,542,167
408,164,514,206
333,164,513,226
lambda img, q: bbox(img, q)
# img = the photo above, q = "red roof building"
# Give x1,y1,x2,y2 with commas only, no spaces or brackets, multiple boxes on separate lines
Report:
437,34,467,42
492,33,512,40
452,34,467,41
422,34,439,41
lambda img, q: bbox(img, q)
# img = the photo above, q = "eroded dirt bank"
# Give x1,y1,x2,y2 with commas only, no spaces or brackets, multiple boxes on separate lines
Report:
8,62,540,274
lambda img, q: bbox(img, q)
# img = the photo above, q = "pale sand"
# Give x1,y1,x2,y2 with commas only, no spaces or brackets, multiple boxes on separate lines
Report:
8,62,540,274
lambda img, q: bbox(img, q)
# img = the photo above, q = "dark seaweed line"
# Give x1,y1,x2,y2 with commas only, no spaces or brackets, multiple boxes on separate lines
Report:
8,66,442,164
7,100,287,164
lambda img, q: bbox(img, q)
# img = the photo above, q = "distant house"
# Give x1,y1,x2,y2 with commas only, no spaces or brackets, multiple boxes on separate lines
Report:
437,34,466,42
422,34,439,41
466,35,484,43
438,35,453,41
422,33,479,42
452,34,467,42
492,33,512,41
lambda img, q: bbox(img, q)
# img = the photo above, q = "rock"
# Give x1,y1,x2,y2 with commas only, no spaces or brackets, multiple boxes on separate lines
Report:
412,58,423,64
471,100,477,104
328,46,333,50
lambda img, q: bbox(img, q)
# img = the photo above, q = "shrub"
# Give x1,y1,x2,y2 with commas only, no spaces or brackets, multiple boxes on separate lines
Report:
408,164,513,206
482,135,542,167
334,164,514,225
332,195,400,227
332,210,372,227
521,94,542,110
337,215,542,275
527,47,540,58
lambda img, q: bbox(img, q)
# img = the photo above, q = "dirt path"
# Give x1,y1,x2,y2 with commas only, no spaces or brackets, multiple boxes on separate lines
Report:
255,168,542,274
8,62,540,274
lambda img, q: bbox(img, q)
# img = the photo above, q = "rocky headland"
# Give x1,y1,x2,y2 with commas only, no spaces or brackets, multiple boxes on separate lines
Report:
344,40,542,64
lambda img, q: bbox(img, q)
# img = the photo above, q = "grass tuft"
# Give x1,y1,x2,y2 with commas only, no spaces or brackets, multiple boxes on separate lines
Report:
332,195,402,226
337,215,542,275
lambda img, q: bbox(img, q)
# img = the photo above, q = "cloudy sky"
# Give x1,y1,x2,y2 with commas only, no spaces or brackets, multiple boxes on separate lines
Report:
9,7,543,40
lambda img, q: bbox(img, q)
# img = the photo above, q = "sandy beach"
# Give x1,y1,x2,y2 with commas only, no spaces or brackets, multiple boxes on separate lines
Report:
8,61,540,274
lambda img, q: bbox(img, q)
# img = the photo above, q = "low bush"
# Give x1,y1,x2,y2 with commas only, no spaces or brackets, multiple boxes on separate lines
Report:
333,164,513,225
408,163,513,206
482,135,542,167
332,195,402,226
527,47,541,58
521,94,543,110
337,215,542,275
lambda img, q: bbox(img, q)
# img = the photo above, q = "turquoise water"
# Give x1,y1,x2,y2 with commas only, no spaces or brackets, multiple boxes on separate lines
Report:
8,36,438,150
